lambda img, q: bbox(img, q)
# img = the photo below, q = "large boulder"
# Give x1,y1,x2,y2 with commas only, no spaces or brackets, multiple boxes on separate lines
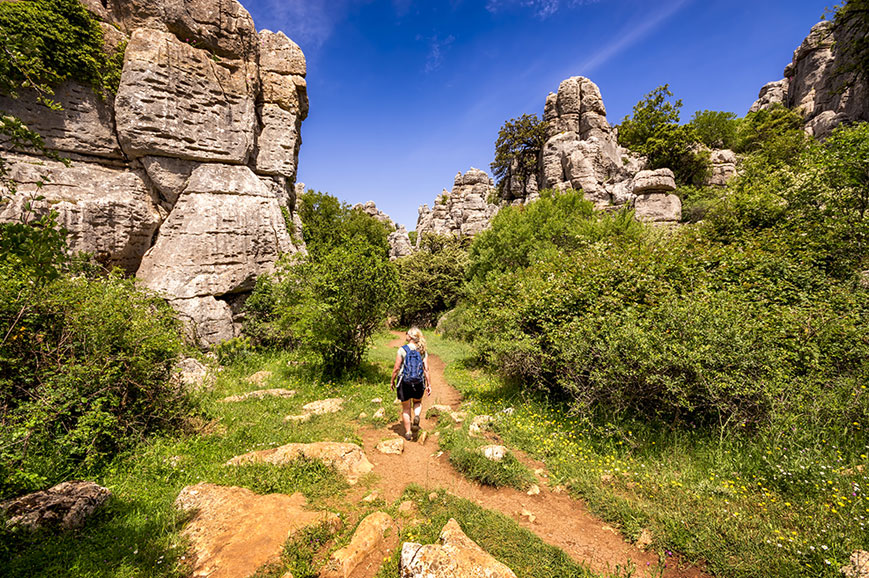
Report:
136,164,298,343
400,518,517,578
175,483,339,578
1,481,111,531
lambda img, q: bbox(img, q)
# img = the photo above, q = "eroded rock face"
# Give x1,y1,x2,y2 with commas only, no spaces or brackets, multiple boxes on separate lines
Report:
707,149,738,187
351,201,414,260
0,154,161,273
400,518,517,578
175,483,339,578
416,168,499,243
1,481,111,531
1,0,308,345
751,20,868,137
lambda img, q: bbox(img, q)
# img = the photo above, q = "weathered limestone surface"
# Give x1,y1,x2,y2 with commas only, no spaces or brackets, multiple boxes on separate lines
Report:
1,481,111,531
175,483,339,578
400,518,517,578
352,201,414,259
0,82,122,159
707,149,738,187
115,28,258,163
1,0,308,345
137,164,294,299
751,20,868,137
416,168,499,243
0,154,161,273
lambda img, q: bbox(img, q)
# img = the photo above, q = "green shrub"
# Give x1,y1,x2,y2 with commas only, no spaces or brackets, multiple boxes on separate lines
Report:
688,109,739,150
246,190,400,376
0,0,124,102
617,84,710,185
395,234,469,327
0,269,187,498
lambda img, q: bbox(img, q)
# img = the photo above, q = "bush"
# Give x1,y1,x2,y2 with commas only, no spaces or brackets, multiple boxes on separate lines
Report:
0,268,187,498
245,190,400,376
688,110,739,150
617,85,710,185
395,234,469,327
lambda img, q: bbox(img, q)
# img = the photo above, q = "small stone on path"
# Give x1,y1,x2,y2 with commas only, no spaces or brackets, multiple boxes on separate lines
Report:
284,398,343,422
373,408,385,419
358,412,368,419
527,484,540,496
480,444,507,462
519,509,536,524
371,397,382,403
469,414,493,436
362,491,380,503
376,438,404,455
842,550,869,578
417,431,428,445
636,528,654,551
397,500,416,515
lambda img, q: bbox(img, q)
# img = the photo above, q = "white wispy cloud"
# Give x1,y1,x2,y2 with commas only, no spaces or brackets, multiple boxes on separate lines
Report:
486,0,601,20
573,0,692,75
425,34,456,73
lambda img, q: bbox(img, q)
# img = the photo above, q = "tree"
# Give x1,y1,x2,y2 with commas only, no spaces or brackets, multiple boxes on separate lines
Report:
491,113,548,199
734,104,807,165
689,110,739,150
246,191,400,376
395,234,469,327
617,85,710,185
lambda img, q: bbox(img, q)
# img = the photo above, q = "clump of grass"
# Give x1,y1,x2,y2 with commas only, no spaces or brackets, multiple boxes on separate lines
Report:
435,418,534,490
250,521,339,578
375,485,597,578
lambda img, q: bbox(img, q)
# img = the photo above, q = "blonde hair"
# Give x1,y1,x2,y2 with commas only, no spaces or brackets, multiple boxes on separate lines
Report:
407,327,426,355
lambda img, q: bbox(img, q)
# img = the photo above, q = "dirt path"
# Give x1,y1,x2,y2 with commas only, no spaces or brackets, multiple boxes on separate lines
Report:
354,333,708,578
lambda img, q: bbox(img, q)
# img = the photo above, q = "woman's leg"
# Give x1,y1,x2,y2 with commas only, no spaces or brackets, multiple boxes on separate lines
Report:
411,398,422,429
401,399,413,438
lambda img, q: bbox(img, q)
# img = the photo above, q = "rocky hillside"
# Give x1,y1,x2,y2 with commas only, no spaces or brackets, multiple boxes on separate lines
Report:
0,0,307,345
751,19,868,137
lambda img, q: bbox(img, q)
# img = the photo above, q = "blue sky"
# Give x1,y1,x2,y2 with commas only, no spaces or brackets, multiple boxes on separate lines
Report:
243,0,830,229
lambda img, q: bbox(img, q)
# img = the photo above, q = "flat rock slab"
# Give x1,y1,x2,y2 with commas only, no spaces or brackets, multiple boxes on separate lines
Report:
1,481,111,531
843,550,869,578
400,518,517,578
175,483,338,578
376,438,405,455
285,398,344,422
320,511,397,578
174,357,211,390
247,370,273,385
221,388,296,403
226,442,373,483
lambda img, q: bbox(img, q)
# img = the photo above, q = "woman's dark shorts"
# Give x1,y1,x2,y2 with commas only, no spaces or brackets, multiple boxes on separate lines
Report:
397,380,425,402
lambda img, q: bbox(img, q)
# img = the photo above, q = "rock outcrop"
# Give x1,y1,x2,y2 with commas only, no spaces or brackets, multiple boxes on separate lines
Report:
226,441,374,483
750,20,868,137
400,518,517,578
415,168,499,243
174,483,339,578
320,511,398,578
1,481,111,531
352,201,414,259
0,0,308,345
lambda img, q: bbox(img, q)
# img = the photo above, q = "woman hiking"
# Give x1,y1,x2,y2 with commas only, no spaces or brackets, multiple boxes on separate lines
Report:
391,327,431,440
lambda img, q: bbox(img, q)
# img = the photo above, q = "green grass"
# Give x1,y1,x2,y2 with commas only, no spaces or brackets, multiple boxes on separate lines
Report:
426,333,869,578
0,332,401,578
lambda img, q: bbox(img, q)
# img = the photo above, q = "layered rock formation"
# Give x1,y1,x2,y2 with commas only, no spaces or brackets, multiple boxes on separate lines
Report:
415,168,499,243
0,0,308,345
352,201,414,260
750,20,868,137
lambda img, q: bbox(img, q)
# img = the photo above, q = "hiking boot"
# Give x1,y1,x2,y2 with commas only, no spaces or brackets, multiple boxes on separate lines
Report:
411,415,420,432
404,431,413,441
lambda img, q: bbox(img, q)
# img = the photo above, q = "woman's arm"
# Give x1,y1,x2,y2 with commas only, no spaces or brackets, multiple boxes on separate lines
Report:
390,351,403,389
423,357,432,395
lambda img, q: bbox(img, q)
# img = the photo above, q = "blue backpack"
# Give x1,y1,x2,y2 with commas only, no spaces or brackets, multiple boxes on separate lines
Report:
401,345,424,385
